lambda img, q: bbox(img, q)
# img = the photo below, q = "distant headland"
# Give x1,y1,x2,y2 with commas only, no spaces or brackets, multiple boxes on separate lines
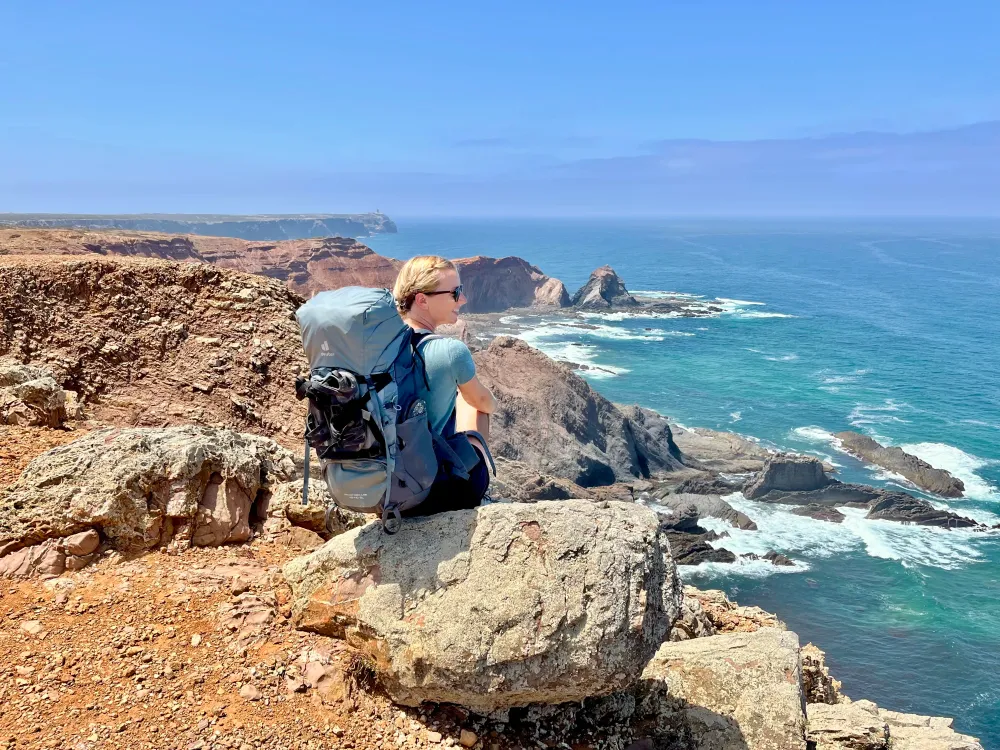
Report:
0,212,397,241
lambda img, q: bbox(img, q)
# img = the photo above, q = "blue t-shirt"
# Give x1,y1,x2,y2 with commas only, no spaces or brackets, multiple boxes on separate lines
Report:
418,335,477,435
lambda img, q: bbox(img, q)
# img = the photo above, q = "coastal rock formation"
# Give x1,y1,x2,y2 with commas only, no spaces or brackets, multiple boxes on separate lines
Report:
664,530,737,565
0,254,307,445
0,426,295,576
0,362,69,427
283,500,681,712
654,492,758,530
744,455,833,499
0,212,397,240
801,643,843,705
807,701,890,750
668,421,775,473
834,431,965,497
473,337,688,486
636,628,807,750
571,265,638,308
865,491,979,528
453,256,571,312
749,475,981,529
877,708,984,750
490,456,595,502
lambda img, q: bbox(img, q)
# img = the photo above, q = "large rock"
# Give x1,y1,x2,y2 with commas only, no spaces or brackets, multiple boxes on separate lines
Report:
864,492,979,528
753,481,981,530
473,337,686,486
668,422,775,473
0,362,67,427
636,628,807,750
283,500,682,713
834,432,964,498
877,709,983,750
454,256,571,313
572,266,638,309
744,456,833,499
0,426,295,576
655,492,758,530
807,701,889,750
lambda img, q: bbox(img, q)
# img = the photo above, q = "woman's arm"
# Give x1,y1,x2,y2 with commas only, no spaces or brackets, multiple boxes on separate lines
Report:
458,374,497,414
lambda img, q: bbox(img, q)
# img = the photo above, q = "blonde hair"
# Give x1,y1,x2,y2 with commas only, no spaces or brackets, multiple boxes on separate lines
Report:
393,255,457,313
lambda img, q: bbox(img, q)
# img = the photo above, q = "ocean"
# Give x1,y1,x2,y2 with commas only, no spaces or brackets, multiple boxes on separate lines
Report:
367,218,1000,746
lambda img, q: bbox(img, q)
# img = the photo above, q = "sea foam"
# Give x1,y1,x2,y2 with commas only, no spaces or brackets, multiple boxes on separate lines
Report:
900,442,1000,503
707,494,990,572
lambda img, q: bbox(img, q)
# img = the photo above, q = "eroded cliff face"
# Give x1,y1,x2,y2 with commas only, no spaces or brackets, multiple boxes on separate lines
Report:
0,253,307,446
0,230,571,312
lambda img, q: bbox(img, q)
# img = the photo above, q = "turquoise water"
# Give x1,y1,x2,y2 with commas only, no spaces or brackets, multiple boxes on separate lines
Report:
368,219,1000,746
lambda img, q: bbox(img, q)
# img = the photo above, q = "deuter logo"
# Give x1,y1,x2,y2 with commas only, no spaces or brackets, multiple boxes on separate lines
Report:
320,340,330,353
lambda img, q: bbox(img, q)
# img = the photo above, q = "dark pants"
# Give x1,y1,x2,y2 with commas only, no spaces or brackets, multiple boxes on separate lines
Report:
402,446,490,517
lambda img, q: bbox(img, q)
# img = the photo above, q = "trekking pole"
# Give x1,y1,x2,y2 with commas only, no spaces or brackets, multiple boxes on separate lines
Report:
302,439,310,506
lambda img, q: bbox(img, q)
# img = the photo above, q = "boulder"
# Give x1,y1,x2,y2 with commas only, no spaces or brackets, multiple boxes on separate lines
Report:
283,500,682,713
744,456,833,499
572,266,638,309
264,478,370,539
0,362,68,427
807,701,889,750
636,628,807,750
0,427,295,576
473,337,686,486
453,256,571,313
834,432,964,498
655,492,758,530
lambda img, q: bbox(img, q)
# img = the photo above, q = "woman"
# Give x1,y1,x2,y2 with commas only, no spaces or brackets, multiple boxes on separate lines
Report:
393,255,497,514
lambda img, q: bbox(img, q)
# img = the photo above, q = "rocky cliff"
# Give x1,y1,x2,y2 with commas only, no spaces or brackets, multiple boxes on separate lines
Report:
0,229,571,312
474,336,688,485
0,253,307,445
0,212,397,240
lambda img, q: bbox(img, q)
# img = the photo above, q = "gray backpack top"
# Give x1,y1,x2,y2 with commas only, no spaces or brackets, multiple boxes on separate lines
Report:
294,287,476,532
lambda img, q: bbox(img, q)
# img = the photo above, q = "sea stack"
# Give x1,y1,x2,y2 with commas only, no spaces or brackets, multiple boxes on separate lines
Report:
572,265,639,308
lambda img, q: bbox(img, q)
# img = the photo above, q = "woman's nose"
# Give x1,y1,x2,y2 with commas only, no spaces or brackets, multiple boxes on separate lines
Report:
458,291,467,307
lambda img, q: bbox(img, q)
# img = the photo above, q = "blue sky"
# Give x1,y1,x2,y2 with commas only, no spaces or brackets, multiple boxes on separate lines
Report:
2,1,999,215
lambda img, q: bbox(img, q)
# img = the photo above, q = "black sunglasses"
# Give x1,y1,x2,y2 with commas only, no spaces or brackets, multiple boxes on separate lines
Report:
422,285,464,302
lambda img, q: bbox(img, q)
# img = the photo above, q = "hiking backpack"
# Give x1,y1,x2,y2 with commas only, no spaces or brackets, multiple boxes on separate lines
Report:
294,287,485,533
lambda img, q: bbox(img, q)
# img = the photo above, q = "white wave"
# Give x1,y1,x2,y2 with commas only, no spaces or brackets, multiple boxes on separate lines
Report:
730,411,742,423
520,321,666,342
848,400,911,429
717,298,767,306
630,290,706,300
578,310,686,322
899,442,1000,503
513,336,630,380
498,315,522,324
791,426,840,445
838,507,986,570
681,557,807,581
763,353,799,361
704,495,990,572
740,312,797,319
